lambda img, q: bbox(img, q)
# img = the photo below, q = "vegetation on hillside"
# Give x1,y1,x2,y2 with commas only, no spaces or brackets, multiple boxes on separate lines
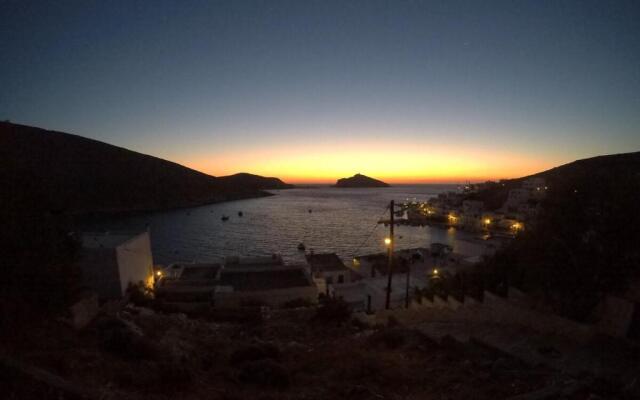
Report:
477,152,640,320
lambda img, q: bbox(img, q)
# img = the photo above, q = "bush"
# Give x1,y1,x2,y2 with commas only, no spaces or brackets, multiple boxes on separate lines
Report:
230,343,281,366
238,359,290,389
127,282,154,307
240,298,267,307
314,297,351,324
350,316,371,331
368,327,429,351
96,317,156,359
368,327,407,349
281,297,314,309
114,359,193,392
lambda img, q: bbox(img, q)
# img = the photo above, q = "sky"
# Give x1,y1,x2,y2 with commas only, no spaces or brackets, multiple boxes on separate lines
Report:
1,0,639,183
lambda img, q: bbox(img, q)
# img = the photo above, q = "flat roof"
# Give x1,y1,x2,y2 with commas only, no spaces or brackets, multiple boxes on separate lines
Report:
219,268,312,292
224,255,284,269
180,264,221,280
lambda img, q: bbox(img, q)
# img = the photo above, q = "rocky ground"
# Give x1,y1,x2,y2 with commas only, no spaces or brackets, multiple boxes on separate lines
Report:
0,301,633,400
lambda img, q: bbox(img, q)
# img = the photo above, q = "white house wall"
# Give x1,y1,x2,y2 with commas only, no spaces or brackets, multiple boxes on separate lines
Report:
115,232,154,296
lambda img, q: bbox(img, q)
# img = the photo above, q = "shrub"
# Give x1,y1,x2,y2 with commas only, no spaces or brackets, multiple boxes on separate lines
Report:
350,316,371,331
240,298,267,307
368,327,407,349
368,327,429,351
281,297,314,309
238,359,290,389
95,317,156,359
230,343,281,366
314,297,351,324
127,282,154,307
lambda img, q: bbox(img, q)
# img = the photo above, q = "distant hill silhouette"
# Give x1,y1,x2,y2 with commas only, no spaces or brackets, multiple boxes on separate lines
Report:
334,173,389,188
217,172,293,190
468,151,640,210
0,122,292,215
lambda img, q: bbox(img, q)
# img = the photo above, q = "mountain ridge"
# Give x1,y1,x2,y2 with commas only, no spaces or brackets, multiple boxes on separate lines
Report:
0,122,291,215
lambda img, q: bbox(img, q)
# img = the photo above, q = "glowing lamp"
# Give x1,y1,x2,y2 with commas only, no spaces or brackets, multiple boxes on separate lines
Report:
384,237,392,246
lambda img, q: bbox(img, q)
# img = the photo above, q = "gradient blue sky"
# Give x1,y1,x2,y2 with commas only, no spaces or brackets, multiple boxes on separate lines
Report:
1,0,639,182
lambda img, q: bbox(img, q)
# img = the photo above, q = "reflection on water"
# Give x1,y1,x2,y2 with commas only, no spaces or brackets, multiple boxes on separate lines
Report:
83,185,486,265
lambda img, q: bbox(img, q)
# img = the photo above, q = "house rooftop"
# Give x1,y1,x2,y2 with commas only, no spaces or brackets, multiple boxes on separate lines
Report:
305,253,349,272
219,267,312,292
224,254,284,269
180,264,222,280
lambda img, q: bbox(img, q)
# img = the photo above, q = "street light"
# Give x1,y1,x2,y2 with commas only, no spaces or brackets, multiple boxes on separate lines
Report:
384,237,392,246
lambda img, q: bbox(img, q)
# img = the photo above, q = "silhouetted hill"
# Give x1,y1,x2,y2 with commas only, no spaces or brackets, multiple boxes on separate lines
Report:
334,173,389,188
217,173,294,190
476,151,640,321
469,151,640,210
0,122,290,215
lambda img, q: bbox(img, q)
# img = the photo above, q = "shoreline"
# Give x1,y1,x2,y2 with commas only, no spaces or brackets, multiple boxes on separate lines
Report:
72,190,275,221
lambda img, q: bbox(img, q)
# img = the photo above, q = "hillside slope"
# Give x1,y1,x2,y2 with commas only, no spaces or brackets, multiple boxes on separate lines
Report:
476,151,640,321
0,122,286,215
469,151,640,210
216,172,293,190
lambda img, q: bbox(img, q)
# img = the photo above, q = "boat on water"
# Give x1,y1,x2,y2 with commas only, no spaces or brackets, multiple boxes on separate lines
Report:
221,216,229,221
297,242,306,251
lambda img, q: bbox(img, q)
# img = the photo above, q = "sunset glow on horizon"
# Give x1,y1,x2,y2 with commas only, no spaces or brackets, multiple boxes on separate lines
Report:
178,139,561,184
2,1,639,180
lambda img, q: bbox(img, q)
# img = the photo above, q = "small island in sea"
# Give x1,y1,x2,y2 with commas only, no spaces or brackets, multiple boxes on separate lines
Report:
334,173,390,188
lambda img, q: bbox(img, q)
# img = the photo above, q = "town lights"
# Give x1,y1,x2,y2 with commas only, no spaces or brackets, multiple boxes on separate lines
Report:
384,237,392,246
433,269,438,275
484,218,491,225
156,270,162,277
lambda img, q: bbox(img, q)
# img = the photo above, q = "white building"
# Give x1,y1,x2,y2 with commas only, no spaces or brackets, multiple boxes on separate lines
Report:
156,257,318,308
77,231,154,299
522,177,546,191
306,253,353,286
503,188,530,214
214,266,318,308
462,200,484,217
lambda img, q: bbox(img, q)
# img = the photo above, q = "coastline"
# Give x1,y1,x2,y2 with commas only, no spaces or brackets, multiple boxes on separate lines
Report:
71,190,275,220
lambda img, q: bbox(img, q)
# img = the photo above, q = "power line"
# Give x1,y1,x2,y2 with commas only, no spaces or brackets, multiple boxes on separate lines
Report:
351,204,389,257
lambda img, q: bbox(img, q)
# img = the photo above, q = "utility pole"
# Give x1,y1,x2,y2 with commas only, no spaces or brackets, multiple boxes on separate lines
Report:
385,200,394,309
405,258,411,308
